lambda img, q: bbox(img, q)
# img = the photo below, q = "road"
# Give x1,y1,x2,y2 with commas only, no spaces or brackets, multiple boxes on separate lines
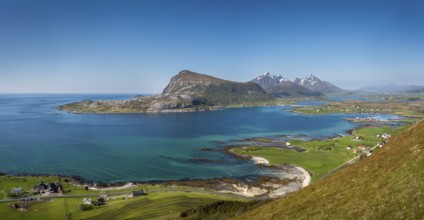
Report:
0,188,247,204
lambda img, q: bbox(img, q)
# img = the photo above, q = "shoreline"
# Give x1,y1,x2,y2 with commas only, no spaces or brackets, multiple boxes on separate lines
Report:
0,159,307,199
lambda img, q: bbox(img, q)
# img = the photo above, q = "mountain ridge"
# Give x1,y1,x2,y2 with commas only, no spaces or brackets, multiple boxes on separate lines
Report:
250,72,325,98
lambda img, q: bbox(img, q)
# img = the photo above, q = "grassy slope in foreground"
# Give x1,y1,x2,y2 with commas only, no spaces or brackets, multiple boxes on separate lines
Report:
232,125,403,182
235,119,424,219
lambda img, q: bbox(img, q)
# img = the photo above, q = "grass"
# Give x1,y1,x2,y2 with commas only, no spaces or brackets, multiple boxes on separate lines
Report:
0,175,247,220
235,119,424,219
232,125,406,182
0,189,243,220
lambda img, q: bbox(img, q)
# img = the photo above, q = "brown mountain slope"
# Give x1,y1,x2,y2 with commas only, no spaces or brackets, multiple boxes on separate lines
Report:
235,119,424,219
162,70,272,105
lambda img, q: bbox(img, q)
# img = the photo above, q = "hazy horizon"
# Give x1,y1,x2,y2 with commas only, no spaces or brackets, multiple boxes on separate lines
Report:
1,0,424,93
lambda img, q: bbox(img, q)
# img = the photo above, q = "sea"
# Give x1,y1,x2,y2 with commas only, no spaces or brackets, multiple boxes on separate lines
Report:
0,94,399,183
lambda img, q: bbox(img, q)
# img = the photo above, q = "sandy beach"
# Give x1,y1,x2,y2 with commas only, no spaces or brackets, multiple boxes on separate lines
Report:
295,166,311,188
218,156,311,198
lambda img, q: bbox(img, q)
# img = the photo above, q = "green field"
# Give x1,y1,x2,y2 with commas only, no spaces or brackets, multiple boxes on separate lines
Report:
0,191,241,220
232,125,406,182
0,175,247,220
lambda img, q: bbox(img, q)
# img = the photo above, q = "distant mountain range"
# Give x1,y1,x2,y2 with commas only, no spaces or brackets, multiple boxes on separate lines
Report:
250,72,343,97
60,70,348,113
360,84,424,93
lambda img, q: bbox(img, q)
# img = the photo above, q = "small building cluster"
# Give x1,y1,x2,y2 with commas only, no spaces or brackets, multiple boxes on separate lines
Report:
347,117,380,122
353,136,364,142
377,133,392,140
32,180,60,194
82,197,106,206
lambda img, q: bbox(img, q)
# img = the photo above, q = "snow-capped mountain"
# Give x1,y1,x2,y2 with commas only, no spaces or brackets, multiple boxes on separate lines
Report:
250,72,324,98
294,74,343,94
250,72,290,90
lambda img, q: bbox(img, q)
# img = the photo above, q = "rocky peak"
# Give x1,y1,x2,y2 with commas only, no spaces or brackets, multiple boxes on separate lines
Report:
251,72,290,90
294,74,343,94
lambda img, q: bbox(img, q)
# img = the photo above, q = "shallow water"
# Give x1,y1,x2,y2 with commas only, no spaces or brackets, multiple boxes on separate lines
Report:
0,94,399,183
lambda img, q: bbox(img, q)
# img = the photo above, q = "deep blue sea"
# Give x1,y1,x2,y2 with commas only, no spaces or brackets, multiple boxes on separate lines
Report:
0,94,399,183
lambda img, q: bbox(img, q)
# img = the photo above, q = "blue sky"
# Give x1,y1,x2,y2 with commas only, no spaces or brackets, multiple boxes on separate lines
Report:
1,0,424,93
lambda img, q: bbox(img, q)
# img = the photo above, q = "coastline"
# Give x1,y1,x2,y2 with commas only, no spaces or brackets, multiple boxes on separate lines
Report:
0,157,307,199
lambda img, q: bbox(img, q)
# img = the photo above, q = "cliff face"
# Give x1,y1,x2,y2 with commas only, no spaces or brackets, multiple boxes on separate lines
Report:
59,70,272,113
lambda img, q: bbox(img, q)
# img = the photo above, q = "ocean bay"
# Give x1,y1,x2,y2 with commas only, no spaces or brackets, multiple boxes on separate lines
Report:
0,94,398,183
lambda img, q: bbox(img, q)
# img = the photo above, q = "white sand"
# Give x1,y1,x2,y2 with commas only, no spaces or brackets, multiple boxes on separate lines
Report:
217,157,311,198
295,166,311,188
251,156,270,165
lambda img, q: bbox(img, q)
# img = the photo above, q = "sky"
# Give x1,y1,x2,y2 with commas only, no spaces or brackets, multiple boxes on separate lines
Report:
1,0,424,93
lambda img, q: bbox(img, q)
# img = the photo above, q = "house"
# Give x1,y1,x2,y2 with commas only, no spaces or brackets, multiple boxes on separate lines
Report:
126,190,145,199
353,136,363,141
11,188,22,196
93,197,105,206
346,146,353,150
48,183,58,193
82,198,92,205
33,180,48,194
358,145,367,150
11,204,20,209
381,134,392,140
132,190,145,197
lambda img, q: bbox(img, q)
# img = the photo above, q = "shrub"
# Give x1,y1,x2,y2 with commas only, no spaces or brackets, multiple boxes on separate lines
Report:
80,204,93,211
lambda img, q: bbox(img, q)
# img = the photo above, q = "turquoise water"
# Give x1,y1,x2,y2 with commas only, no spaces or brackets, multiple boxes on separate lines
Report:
0,94,398,183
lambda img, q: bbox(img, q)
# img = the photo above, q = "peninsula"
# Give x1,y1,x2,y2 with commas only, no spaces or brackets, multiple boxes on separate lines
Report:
59,70,272,113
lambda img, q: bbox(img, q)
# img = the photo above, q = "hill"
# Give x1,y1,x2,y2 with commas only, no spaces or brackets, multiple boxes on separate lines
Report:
234,118,424,219
163,70,272,105
294,74,343,94
250,72,324,98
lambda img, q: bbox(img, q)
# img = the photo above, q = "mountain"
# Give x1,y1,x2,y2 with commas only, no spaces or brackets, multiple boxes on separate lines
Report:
294,74,343,94
250,72,325,98
250,72,290,90
59,70,272,113
360,84,424,93
162,70,272,105
235,119,424,219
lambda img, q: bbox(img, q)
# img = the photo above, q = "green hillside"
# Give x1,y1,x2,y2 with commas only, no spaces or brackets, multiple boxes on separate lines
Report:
235,119,424,219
